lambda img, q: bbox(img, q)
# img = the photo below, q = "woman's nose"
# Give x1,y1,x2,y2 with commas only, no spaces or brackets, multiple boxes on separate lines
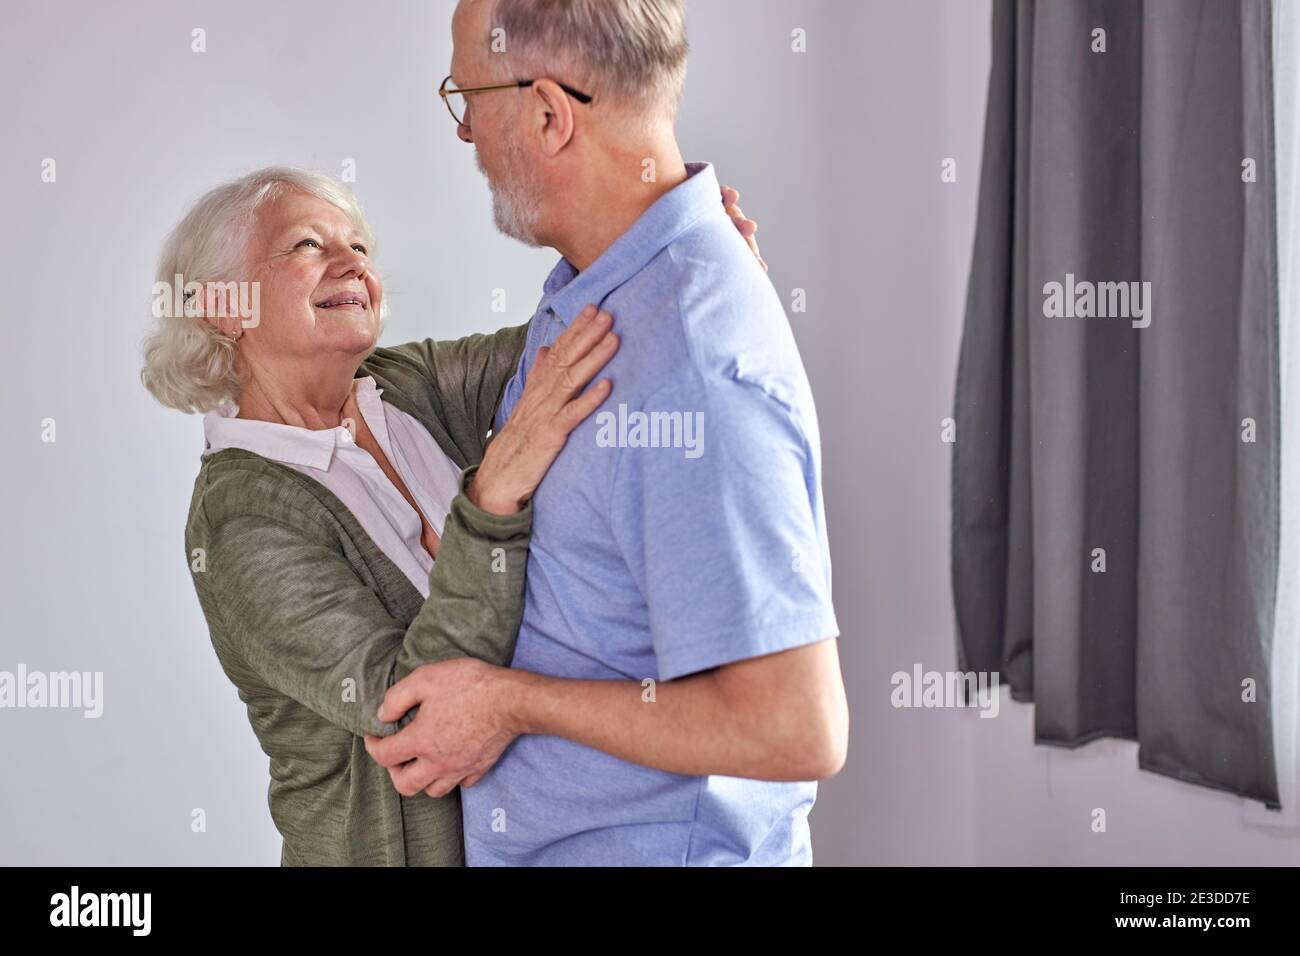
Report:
332,246,368,277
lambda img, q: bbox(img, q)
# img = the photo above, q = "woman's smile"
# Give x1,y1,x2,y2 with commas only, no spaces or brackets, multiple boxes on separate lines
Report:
314,289,370,313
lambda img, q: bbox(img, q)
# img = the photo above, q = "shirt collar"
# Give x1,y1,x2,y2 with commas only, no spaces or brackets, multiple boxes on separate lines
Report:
538,161,721,326
202,376,382,471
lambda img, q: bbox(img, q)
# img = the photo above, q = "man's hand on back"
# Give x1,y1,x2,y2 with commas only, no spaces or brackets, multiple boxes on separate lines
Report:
364,658,518,798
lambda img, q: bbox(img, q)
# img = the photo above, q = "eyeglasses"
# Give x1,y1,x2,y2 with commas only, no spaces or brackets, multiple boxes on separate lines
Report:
438,74,593,128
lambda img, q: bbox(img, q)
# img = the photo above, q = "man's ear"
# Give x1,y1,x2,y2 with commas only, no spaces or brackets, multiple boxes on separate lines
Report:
529,78,576,157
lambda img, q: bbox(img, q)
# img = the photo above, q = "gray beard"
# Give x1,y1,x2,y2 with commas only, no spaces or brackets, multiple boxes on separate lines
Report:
476,144,542,247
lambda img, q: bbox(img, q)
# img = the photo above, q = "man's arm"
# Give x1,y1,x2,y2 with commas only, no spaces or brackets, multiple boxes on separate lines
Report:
365,367,844,797
364,637,848,796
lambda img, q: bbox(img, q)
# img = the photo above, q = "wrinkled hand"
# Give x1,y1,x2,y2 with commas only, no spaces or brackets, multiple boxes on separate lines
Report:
468,304,618,515
721,185,767,272
364,658,517,798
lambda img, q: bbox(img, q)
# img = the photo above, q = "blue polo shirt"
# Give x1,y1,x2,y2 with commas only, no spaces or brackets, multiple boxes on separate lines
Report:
461,162,838,866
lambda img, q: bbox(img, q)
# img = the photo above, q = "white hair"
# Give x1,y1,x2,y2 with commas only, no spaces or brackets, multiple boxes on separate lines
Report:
140,166,382,414
488,0,689,114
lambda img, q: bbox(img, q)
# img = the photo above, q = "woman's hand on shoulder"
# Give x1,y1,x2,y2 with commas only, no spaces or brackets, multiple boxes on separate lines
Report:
468,305,618,515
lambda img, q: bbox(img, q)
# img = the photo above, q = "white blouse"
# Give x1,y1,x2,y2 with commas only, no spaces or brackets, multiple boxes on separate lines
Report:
201,376,463,598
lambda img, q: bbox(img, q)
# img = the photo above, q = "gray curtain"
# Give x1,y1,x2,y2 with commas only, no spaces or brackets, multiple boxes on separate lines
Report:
953,0,1281,807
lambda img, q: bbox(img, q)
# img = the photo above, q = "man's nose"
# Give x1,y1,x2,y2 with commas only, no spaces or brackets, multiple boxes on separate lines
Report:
457,121,473,144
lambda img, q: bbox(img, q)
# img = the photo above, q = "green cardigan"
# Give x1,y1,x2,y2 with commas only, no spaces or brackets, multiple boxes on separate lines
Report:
184,322,529,866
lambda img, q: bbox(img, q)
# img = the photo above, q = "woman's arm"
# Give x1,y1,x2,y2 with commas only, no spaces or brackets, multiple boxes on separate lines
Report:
201,470,531,739
197,306,619,738
367,321,529,455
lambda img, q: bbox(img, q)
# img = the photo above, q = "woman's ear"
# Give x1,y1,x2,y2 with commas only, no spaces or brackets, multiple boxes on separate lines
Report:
194,285,246,341
530,78,576,157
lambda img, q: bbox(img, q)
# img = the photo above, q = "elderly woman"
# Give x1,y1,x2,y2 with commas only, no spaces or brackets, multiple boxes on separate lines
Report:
141,166,761,866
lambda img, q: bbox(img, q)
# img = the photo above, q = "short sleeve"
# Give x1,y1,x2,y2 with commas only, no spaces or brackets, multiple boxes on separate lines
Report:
608,376,838,681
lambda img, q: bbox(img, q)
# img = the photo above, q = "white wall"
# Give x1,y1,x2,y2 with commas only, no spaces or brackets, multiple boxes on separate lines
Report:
798,0,1298,867
786,0,990,865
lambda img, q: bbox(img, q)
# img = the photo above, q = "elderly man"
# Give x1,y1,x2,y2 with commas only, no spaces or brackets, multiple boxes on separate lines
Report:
366,0,848,866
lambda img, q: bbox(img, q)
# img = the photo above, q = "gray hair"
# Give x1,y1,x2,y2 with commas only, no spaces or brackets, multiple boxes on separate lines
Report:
140,166,382,414
489,0,688,114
